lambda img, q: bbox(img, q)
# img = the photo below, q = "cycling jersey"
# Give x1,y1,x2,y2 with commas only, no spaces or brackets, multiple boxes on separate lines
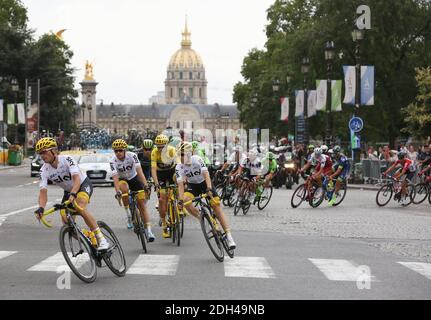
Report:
39,155,87,192
261,158,277,175
196,148,211,166
137,150,152,180
110,151,141,180
240,158,262,176
313,154,333,173
226,152,246,165
175,155,208,184
395,159,416,173
151,146,179,171
333,154,350,179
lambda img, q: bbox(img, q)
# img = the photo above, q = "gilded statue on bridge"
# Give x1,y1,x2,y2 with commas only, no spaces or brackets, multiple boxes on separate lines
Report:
85,61,94,81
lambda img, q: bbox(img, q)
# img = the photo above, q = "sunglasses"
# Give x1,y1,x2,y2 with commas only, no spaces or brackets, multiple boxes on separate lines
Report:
144,148,152,151
114,149,125,153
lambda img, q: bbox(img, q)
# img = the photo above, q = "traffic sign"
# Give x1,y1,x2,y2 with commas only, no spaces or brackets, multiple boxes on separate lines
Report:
349,117,364,133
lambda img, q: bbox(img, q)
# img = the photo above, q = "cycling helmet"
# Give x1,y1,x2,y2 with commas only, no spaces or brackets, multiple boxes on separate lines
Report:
328,149,334,155
333,145,341,154
397,151,407,160
170,136,182,148
321,145,329,154
127,145,135,152
179,142,193,153
112,139,127,150
267,152,275,160
308,144,315,150
35,137,57,153
191,141,199,151
313,147,323,157
155,134,169,146
143,139,154,149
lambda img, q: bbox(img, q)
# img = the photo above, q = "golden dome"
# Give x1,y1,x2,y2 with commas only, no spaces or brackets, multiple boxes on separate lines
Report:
168,19,204,70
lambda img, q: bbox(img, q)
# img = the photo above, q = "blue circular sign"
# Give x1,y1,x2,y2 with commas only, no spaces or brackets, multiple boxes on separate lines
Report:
349,117,364,133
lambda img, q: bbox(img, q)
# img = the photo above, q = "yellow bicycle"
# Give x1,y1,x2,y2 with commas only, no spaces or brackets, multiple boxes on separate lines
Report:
160,183,185,246
38,200,126,283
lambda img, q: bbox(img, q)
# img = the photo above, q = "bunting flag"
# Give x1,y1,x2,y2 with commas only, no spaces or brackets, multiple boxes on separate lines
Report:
17,103,25,124
315,80,327,111
307,90,317,117
280,97,289,122
7,104,15,124
331,80,342,112
343,66,356,105
295,90,304,117
0,100,3,122
361,66,374,105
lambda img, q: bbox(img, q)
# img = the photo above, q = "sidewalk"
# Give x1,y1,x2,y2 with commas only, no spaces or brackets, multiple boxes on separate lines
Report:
348,183,380,191
0,158,31,171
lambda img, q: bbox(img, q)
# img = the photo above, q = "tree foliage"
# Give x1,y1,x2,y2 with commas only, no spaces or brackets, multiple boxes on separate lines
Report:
233,0,431,146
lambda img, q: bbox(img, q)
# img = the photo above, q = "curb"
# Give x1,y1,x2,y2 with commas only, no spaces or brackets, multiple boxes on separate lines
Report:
348,184,380,191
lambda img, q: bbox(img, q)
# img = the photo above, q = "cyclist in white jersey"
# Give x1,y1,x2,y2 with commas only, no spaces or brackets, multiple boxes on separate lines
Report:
176,142,236,249
34,137,109,251
110,139,154,241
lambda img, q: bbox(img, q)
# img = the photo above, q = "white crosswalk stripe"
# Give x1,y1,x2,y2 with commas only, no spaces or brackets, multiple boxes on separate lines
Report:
27,252,91,272
224,257,275,279
398,262,431,280
0,251,17,260
0,217,6,227
309,259,377,282
127,254,180,276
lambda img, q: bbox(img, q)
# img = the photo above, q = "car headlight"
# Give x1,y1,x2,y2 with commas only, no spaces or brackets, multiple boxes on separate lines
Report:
214,161,221,166
284,163,295,169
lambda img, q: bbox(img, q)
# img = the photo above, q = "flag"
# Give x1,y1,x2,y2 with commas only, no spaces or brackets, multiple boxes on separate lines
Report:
17,103,25,124
295,90,304,117
331,80,342,112
315,80,327,111
308,90,317,117
7,104,15,124
361,66,374,105
0,100,3,122
343,66,356,105
280,97,289,122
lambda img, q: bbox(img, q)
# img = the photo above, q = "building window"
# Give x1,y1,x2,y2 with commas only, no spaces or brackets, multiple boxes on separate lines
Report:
176,121,180,129
170,88,173,98
199,88,202,98
179,88,183,97
180,72,183,80
189,72,193,80
197,73,200,79
189,88,193,98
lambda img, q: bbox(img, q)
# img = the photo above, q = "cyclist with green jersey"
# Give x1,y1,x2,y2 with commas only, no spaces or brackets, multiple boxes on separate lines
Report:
261,152,277,188
192,140,211,166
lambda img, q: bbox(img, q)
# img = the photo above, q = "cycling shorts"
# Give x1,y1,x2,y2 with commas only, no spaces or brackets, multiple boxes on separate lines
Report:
61,178,93,203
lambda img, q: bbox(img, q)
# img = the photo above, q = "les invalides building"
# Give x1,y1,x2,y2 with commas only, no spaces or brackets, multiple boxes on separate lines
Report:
81,21,241,136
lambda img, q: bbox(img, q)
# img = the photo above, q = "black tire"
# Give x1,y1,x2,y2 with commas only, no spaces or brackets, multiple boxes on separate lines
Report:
291,184,306,208
412,183,429,204
428,190,431,205
180,214,184,238
174,205,181,247
97,221,127,277
376,184,393,207
332,182,348,207
59,225,97,283
401,184,416,207
200,208,224,262
228,188,239,208
309,186,325,208
134,208,147,253
242,190,251,215
233,192,242,216
257,185,273,210
221,233,235,259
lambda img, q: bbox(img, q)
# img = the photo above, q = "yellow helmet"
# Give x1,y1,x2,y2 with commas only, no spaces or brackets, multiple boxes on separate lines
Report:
155,134,169,146
35,137,57,153
179,142,193,153
112,139,128,150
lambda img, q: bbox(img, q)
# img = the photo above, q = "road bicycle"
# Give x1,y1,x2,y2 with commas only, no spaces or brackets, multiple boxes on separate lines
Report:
376,175,416,207
38,200,126,283
160,183,184,246
291,174,320,208
184,194,234,262
412,174,431,205
309,176,348,208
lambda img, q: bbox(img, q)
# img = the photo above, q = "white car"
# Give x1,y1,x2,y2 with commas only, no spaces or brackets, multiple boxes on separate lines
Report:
78,154,114,186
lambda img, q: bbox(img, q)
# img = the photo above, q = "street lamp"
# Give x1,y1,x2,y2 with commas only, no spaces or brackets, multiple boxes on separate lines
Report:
11,79,19,143
301,57,310,145
81,102,86,129
325,41,335,146
272,79,280,93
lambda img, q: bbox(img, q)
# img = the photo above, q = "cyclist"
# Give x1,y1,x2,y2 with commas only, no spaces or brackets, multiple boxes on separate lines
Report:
110,139,154,241
34,137,109,251
235,149,262,204
151,134,180,238
192,140,211,166
321,145,329,155
327,146,350,205
300,147,332,192
418,162,431,183
382,151,416,204
261,152,277,188
176,142,236,249
138,139,154,181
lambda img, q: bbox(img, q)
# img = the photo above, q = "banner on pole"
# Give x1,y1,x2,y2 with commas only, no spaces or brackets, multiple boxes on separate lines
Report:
7,104,15,125
315,80,327,111
308,90,317,117
17,103,25,124
361,66,374,105
26,80,40,148
295,90,304,117
343,66,356,105
331,80,342,112
0,100,3,122
280,97,289,122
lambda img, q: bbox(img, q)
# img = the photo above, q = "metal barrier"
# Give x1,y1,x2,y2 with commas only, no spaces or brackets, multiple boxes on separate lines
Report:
361,159,420,184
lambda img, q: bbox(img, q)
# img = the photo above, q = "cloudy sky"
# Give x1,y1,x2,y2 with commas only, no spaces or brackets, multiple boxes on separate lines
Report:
22,0,274,105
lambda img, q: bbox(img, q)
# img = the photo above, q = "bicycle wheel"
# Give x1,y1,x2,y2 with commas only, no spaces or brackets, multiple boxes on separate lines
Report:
332,183,347,207
200,207,224,262
309,186,325,208
135,208,147,253
412,183,429,204
216,183,225,201
401,184,416,207
291,184,306,208
98,221,127,277
173,204,181,247
59,225,97,283
428,189,431,205
242,190,251,215
257,185,273,210
228,188,239,207
376,184,393,207
233,193,242,216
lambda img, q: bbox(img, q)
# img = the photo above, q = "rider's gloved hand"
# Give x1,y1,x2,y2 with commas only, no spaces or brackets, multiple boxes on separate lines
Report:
178,200,184,211
34,207,44,220
206,187,213,197
115,191,122,200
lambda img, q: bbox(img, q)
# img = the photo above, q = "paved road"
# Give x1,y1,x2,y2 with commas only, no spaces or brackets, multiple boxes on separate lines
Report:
1,166,430,299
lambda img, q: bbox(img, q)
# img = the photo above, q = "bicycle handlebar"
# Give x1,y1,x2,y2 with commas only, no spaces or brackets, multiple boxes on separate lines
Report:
38,200,72,228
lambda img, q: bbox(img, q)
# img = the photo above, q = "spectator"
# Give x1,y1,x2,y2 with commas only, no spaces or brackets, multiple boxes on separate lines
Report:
407,145,418,162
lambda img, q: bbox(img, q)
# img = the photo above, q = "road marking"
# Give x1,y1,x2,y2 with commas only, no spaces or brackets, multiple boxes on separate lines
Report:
28,252,90,272
127,255,179,276
398,262,431,280
0,216,6,227
0,251,17,260
0,199,60,218
224,257,276,279
309,259,377,281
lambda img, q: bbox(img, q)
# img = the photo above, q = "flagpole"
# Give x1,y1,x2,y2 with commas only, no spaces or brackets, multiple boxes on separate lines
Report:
24,79,28,157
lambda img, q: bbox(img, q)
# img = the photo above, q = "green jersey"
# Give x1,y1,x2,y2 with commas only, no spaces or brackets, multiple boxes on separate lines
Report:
261,158,277,175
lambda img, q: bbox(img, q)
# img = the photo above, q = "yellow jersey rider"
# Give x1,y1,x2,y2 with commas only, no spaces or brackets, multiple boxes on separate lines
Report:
151,134,180,238
34,137,109,251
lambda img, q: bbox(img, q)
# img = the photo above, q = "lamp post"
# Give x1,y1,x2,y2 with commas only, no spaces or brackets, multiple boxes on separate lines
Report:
324,41,335,146
81,102,86,129
11,79,19,144
285,75,293,139
301,57,310,145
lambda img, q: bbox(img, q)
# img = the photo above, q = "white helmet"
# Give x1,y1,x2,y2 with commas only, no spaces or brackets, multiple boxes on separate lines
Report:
321,145,329,153
314,148,323,157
